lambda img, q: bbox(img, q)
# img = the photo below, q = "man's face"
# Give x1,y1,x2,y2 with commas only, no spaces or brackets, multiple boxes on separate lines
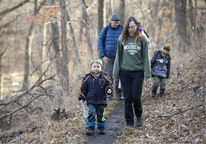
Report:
111,21,120,28
91,63,102,74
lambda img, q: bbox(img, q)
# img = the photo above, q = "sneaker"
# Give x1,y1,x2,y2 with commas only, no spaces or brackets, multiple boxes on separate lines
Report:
120,95,124,100
125,125,133,130
86,128,94,135
98,128,105,134
136,117,142,127
107,95,112,101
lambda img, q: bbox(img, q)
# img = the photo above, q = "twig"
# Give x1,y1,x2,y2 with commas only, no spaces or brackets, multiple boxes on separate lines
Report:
0,74,56,108
0,0,29,16
159,102,205,120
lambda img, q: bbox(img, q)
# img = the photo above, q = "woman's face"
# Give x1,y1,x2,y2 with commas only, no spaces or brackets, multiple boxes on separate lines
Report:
128,21,137,36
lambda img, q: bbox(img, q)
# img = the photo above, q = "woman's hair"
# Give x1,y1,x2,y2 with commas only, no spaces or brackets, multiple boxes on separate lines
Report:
121,16,141,45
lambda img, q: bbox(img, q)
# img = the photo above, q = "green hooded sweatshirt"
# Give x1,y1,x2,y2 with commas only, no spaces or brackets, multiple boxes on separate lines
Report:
113,35,151,80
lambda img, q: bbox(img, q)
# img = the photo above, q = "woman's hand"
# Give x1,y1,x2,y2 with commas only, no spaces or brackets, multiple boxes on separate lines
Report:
114,78,119,81
107,89,112,94
144,80,149,84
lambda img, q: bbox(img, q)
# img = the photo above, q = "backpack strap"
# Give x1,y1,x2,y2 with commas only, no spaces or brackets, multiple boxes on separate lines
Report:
104,25,109,36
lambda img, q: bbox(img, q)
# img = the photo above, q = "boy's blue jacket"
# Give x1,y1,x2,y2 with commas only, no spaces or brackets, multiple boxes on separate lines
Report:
98,22,123,58
78,71,113,105
151,50,171,78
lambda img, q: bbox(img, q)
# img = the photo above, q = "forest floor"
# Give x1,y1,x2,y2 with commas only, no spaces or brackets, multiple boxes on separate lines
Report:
0,52,205,144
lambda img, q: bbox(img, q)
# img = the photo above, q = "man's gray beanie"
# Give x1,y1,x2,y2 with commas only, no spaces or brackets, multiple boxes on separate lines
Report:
111,14,120,21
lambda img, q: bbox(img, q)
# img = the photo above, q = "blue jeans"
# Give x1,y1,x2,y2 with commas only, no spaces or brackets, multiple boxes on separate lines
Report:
120,70,144,126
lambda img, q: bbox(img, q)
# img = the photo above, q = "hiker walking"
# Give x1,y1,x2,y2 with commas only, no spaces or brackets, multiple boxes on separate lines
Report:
151,44,171,98
113,16,151,129
98,13,123,100
78,58,113,135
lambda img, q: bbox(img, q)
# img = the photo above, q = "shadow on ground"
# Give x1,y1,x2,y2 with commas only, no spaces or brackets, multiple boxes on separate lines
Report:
86,100,125,144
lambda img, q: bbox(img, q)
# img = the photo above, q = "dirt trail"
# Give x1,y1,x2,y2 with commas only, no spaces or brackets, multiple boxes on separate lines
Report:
86,100,125,144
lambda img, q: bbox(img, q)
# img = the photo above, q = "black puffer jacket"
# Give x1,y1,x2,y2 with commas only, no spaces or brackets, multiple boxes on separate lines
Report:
78,71,113,105
151,50,171,78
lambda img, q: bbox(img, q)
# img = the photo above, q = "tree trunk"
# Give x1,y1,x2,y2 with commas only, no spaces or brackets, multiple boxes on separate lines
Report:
66,8,80,63
98,0,104,35
79,0,86,42
118,0,125,25
22,23,34,89
50,0,61,74
175,0,189,53
0,52,2,99
22,0,38,89
60,0,69,87
42,22,47,80
188,0,196,30
151,0,160,47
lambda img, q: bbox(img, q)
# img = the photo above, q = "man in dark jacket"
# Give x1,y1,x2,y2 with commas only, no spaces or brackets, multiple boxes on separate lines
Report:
151,44,171,98
98,13,123,100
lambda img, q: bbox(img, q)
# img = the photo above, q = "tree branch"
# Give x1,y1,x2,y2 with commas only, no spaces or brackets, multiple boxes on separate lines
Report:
0,0,29,16
159,102,205,120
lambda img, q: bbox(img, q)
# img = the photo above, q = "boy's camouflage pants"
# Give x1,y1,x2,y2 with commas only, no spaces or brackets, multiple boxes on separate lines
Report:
152,76,166,97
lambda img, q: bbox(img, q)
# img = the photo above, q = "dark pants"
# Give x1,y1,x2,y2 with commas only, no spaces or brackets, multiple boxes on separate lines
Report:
120,70,144,126
87,104,105,123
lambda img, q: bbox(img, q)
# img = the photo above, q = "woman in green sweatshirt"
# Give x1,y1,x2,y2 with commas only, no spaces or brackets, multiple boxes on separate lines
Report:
113,16,151,129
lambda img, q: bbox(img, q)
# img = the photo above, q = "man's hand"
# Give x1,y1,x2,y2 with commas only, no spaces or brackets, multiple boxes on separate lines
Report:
102,56,109,65
107,89,112,94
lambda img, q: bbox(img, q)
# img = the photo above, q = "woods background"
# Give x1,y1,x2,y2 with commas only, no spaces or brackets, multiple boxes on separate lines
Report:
0,0,206,143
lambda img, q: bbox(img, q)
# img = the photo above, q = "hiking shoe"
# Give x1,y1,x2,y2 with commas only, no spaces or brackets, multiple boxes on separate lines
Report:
98,127,105,134
125,125,133,129
86,128,94,135
107,95,112,101
136,117,142,127
98,129,105,134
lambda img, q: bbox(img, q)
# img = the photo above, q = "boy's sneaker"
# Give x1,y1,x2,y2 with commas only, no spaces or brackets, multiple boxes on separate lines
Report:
125,125,133,130
136,117,142,127
86,127,94,135
98,127,105,134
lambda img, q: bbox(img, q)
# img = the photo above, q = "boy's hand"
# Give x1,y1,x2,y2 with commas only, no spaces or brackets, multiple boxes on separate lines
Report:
107,89,112,94
79,100,84,104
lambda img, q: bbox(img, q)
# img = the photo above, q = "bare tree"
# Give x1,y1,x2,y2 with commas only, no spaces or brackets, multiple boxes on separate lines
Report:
98,0,105,35
175,0,189,53
79,0,87,42
151,0,160,47
0,48,6,98
22,0,46,89
60,0,69,87
49,0,61,74
79,0,93,58
118,0,125,25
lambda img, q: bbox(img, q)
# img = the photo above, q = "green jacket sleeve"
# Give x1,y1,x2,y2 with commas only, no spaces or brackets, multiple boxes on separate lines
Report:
113,36,123,79
142,36,151,80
